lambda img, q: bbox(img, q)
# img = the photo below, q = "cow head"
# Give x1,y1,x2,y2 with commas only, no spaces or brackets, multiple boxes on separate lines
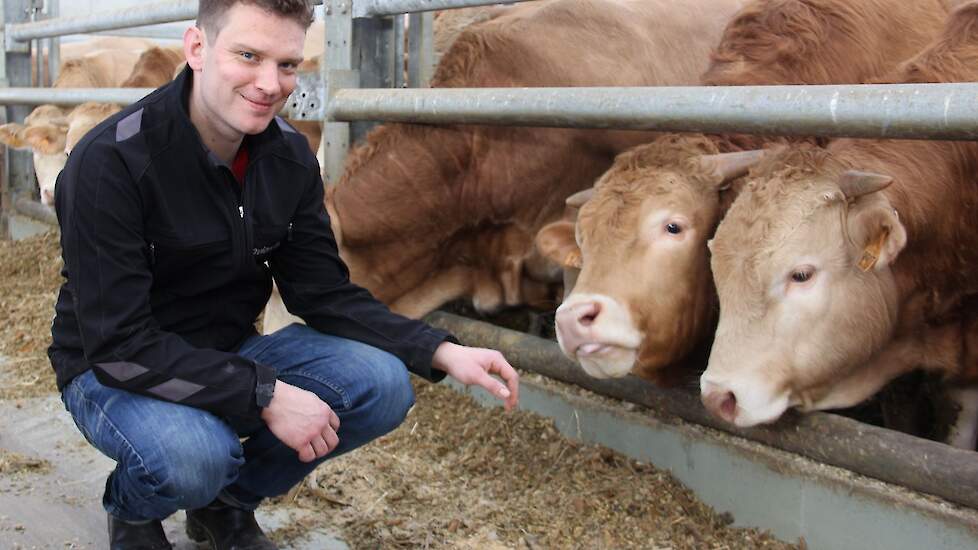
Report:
0,103,121,206
540,135,764,384
328,121,581,319
702,146,906,427
0,112,69,206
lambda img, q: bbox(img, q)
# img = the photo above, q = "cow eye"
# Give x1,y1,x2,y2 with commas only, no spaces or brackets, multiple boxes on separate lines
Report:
790,267,815,283
665,222,682,235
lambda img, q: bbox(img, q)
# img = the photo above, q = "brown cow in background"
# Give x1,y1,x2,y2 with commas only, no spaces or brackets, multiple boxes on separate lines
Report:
315,0,747,323
535,0,950,386
702,2,978,449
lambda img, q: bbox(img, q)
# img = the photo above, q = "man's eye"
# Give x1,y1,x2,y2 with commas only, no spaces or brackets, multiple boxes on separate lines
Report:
240,52,256,61
665,222,682,235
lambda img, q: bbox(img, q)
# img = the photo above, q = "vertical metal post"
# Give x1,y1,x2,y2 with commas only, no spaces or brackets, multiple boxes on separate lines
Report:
393,14,405,89
351,14,394,143
323,0,357,185
45,0,57,86
1,0,36,236
406,11,433,88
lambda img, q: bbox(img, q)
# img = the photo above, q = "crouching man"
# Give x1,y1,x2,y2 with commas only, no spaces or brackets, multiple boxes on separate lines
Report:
47,1,519,548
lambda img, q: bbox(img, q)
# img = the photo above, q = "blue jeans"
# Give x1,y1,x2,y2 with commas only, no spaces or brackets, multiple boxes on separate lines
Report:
61,323,415,522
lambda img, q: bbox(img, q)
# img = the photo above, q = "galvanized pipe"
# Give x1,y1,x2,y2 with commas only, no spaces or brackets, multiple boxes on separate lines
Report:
6,0,324,42
0,87,152,105
424,311,978,512
14,195,56,225
330,83,978,140
354,0,524,18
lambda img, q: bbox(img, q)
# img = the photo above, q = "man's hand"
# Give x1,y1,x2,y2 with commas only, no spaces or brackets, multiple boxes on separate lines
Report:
260,380,340,462
432,342,519,411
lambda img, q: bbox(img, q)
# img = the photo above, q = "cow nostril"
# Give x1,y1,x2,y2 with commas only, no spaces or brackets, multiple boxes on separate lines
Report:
719,391,737,419
578,302,601,326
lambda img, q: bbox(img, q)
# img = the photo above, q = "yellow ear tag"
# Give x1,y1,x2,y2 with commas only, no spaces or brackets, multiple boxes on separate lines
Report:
564,250,582,269
858,228,889,272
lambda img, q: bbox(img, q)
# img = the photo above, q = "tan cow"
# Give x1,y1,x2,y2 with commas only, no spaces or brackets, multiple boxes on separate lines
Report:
701,3,978,448
302,0,748,327
0,42,152,204
535,0,950,385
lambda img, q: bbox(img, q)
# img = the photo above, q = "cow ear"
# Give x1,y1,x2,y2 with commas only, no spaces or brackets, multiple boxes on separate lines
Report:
848,204,907,271
0,123,29,149
698,149,766,189
22,125,67,154
535,220,582,269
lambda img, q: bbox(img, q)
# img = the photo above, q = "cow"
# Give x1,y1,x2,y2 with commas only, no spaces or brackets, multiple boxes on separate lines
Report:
0,43,151,204
534,0,950,385
700,2,978,449
261,0,750,334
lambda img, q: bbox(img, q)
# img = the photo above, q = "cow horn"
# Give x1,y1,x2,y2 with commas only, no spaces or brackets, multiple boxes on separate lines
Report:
838,170,893,199
565,188,595,208
698,149,766,184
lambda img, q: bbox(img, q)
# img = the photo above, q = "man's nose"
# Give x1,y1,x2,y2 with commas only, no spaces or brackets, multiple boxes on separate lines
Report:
254,63,282,96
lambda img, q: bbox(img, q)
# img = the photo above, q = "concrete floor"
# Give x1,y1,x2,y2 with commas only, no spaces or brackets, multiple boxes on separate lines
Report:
0,390,349,550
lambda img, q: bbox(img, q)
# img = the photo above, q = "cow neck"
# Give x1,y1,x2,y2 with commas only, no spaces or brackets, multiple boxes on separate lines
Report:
334,123,472,245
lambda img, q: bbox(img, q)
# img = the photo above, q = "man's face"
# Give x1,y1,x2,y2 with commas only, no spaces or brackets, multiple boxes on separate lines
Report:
188,3,305,139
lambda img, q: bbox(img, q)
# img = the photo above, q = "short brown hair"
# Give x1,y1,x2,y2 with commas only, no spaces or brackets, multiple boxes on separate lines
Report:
197,0,314,39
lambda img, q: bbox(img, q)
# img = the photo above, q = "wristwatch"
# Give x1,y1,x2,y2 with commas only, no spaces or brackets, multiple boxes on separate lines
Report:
255,364,277,409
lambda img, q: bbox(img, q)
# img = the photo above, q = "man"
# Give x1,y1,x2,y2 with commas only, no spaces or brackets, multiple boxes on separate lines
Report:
47,1,519,548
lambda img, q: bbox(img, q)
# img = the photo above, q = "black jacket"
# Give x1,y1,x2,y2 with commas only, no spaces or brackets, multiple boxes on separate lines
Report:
48,67,452,419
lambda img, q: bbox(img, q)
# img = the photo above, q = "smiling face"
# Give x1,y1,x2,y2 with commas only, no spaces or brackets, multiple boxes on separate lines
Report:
185,3,305,150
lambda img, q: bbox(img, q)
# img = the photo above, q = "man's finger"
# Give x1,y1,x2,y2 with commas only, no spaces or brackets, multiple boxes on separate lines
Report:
298,444,316,463
324,429,339,451
476,370,512,402
328,411,340,431
311,435,330,458
487,355,519,410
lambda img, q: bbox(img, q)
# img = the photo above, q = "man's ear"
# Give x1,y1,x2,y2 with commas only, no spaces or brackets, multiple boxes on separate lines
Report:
535,220,582,270
848,203,907,271
184,26,206,71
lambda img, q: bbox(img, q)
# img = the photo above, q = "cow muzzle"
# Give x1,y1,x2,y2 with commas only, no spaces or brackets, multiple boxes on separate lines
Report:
555,293,642,378
700,374,791,427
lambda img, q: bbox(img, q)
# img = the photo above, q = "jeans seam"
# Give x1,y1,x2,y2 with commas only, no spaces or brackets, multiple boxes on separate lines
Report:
66,379,165,510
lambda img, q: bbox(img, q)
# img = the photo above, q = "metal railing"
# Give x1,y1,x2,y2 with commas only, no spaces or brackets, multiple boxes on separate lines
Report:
327,83,978,140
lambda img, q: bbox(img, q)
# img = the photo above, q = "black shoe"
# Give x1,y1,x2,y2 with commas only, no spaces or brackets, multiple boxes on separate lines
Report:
185,500,277,550
107,514,172,550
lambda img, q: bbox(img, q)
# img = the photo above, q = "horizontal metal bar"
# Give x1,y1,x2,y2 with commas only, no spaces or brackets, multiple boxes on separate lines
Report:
8,1,196,42
0,87,311,120
0,87,153,105
14,196,57,226
424,311,978,512
330,83,978,140
7,0,324,42
354,0,524,17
